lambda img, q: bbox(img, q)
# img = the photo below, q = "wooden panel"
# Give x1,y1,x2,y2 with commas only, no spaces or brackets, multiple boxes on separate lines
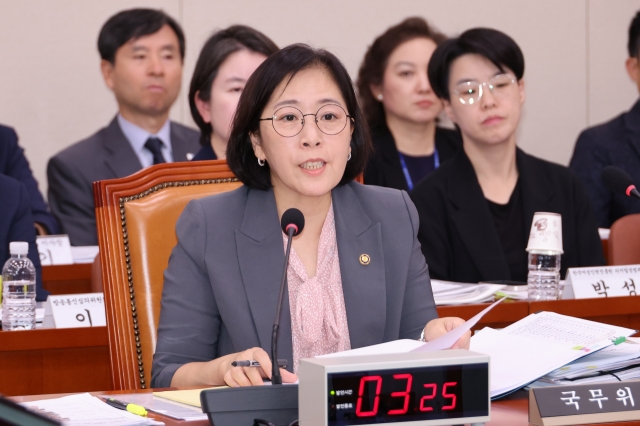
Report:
0,327,111,396
42,264,93,295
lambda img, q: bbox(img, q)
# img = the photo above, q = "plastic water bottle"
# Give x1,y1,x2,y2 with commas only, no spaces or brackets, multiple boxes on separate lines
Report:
527,251,562,301
2,242,36,330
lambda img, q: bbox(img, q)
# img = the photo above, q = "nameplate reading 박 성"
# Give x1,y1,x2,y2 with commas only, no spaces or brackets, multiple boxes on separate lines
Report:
566,265,640,299
529,380,640,425
45,293,106,328
36,235,74,265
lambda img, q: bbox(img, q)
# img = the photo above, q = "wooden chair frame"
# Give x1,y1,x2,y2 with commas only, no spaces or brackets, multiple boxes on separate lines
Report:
93,160,239,390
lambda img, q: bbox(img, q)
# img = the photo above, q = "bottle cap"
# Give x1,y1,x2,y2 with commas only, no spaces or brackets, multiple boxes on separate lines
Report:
526,212,564,254
9,242,29,255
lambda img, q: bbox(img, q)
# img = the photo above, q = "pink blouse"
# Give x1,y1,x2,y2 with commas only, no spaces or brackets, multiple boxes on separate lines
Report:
284,203,351,372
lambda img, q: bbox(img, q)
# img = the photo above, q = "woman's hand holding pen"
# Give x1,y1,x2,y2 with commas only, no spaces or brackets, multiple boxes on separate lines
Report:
220,347,298,387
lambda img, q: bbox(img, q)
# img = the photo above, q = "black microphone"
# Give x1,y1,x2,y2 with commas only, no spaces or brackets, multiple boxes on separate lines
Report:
271,208,305,385
601,166,640,199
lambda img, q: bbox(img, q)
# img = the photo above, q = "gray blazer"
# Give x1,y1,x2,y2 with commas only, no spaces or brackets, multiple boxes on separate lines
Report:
151,181,438,388
47,117,199,246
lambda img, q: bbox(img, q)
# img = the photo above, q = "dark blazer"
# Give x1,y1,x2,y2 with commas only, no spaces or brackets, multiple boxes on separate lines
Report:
152,182,438,388
191,144,217,161
364,124,462,191
410,148,605,283
0,175,49,301
0,124,59,234
569,99,640,228
47,117,199,246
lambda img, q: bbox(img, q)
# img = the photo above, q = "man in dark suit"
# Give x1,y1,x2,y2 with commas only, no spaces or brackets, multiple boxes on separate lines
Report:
47,9,199,246
570,10,640,228
0,174,48,301
0,124,59,235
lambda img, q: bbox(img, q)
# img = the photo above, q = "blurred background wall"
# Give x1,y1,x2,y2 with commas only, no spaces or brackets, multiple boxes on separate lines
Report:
1,0,639,195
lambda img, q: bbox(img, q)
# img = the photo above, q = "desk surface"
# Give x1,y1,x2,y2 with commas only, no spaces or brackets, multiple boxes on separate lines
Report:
12,389,635,426
1,295,638,397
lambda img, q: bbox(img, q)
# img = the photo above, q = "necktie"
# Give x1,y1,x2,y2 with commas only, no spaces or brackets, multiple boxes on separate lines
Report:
144,137,167,165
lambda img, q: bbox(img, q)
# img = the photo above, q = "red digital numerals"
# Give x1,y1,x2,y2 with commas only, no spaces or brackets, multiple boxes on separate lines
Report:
355,376,382,417
355,375,458,417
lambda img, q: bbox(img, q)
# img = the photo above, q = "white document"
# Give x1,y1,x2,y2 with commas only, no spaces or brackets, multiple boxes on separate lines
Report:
21,393,163,425
411,297,506,352
320,297,506,358
70,246,99,263
470,312,637,398
471,327,581,398
318,339,425,358
431,280,504,305
545,341,640,379
502,311,634,348
101,393,207,421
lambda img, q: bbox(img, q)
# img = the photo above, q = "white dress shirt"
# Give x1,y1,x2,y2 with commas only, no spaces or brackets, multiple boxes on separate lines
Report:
117,114,174,168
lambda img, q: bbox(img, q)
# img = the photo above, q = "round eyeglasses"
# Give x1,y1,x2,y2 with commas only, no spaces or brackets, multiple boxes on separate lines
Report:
453,73,517,105
259,104,353,138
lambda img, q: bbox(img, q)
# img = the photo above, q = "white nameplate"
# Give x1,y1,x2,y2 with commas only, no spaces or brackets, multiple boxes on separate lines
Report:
45,293,106,328
566,265,640,299
36,235,74,265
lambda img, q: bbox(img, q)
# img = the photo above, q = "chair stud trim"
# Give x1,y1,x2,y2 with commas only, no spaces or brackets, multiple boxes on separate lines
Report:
118,177,238,388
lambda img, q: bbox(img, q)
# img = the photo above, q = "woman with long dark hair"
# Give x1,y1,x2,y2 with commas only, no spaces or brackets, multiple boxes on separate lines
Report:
358,17,461,191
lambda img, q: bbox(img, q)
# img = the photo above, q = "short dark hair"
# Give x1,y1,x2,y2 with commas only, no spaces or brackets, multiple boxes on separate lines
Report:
357,17,447,128
629,11,640,58
227,44,371,190
98,8,185,64
188,26,279,146
428,28,525,100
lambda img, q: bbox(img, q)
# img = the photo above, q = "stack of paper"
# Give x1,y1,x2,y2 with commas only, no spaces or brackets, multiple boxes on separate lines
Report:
21,393,162,425
431,279,504,305
470,312,637,399
529,341,640,387
70,246,99,264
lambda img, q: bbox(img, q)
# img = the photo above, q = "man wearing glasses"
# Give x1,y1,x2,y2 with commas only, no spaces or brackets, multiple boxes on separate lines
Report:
570,10,640,229
409,27,605,284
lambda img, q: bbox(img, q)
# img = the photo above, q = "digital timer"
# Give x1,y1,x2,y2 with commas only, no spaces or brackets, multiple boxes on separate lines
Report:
299,350,490,426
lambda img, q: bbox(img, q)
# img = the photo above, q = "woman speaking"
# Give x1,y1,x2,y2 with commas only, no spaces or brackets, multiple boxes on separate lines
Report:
151,44,468,389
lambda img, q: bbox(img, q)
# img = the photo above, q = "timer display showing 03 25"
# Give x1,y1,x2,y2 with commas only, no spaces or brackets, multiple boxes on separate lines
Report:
327,363,488,425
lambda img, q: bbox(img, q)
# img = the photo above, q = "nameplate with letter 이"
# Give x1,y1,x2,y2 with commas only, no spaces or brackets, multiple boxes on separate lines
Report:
566,265,640,299
36,235,74,265
529,380,640,425
44,293,106,328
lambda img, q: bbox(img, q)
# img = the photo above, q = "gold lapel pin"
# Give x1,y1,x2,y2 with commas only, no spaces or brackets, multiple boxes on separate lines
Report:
359,254,371,265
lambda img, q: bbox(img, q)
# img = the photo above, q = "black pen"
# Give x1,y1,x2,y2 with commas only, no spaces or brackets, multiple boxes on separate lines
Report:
232,359,288,368
104,398,148,417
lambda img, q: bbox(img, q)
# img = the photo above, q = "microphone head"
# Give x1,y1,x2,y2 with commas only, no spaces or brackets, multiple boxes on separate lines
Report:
280,208,305,236
601,166,637,196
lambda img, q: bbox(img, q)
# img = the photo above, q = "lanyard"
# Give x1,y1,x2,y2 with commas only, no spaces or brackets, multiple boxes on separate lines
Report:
398,148,440,191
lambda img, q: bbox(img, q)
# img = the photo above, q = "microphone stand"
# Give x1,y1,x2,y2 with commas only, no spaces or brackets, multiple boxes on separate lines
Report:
272,226,295,385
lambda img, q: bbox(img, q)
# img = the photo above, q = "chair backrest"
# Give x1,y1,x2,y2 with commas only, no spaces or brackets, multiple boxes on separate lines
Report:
608,214,640,265
94,160,241,390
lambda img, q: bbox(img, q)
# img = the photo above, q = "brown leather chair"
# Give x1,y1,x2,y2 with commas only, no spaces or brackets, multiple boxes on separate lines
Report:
93,160,241,390
608,214,640,265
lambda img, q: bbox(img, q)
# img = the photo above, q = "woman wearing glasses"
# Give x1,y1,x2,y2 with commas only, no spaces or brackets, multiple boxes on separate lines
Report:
189,26,278,161
410,28,604,283
152,44,469,388
358,17,461,191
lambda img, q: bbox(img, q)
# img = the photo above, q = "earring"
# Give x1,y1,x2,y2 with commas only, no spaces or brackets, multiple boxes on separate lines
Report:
348,152,352,161
258,158,265,166
377,94,383,101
